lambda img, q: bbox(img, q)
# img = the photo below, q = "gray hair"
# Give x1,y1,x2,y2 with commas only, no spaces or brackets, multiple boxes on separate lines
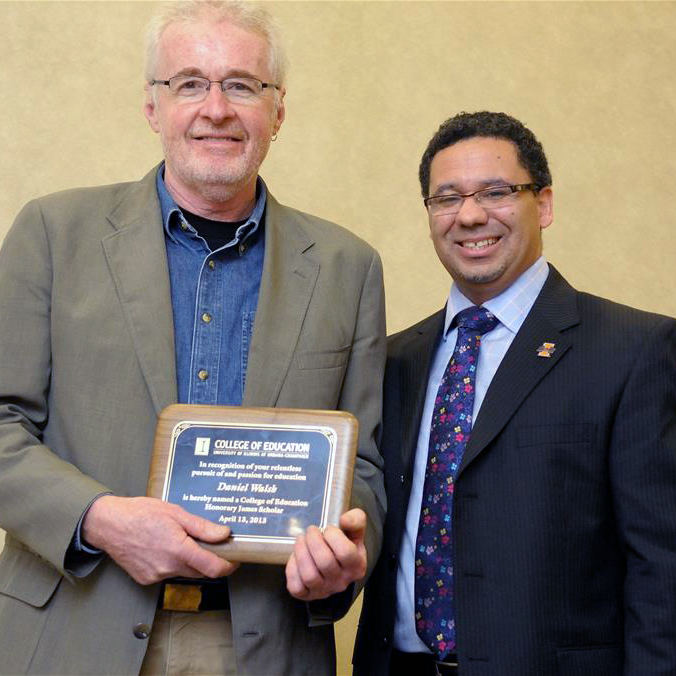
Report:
144,0,288,86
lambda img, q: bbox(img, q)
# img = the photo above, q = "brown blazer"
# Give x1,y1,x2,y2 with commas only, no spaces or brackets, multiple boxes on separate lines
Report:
0,166,386,675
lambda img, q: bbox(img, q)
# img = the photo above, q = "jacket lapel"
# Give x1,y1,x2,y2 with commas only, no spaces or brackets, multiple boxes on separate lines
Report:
396,311,445,476
459,266,580,474
243,194,320,407
101,168,177,415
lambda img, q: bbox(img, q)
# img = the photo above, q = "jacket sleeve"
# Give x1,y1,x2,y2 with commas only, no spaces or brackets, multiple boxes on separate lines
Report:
610,316,676,674
309,248,387,624
0,200,110,574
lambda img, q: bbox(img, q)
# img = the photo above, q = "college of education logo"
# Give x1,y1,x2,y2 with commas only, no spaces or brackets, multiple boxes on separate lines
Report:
194,437,211,456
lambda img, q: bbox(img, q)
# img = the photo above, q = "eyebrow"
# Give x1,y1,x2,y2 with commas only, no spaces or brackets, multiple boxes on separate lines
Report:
170,67,206,77
169,67,262,80
431,178,511,196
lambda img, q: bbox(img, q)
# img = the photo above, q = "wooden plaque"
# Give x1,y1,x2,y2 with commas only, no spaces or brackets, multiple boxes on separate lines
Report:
147,404,358,565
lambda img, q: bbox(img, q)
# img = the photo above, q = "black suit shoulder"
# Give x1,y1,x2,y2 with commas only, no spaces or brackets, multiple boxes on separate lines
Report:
383,310,444,416
387,309,445,357
575,289,675,330
561,289,676,370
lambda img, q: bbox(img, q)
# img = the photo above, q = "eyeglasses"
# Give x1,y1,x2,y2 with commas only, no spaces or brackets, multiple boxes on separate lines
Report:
149,75,280,104
424,184,538,217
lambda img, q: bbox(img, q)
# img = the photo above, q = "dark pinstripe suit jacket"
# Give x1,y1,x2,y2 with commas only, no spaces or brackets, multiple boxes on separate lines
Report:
354,266,676,676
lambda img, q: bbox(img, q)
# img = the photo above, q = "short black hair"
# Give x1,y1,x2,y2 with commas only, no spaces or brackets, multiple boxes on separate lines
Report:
419,111,552,198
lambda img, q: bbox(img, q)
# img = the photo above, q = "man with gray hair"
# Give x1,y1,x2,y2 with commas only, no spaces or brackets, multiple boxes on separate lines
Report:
0,2,386,674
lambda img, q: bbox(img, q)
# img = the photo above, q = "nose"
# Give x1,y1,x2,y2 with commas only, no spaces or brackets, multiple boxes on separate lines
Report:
199,84,237,123
454,195,489,228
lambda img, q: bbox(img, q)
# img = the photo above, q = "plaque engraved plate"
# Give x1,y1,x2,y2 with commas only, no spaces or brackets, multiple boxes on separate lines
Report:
147,405,358,564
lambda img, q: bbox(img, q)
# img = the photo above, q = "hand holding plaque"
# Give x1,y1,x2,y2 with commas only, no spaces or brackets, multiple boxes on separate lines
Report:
147,404,358,565
285,507,368,600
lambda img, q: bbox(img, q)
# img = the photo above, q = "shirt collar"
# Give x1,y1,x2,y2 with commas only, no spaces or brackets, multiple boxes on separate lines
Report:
443,256,550,338
155,163,268,244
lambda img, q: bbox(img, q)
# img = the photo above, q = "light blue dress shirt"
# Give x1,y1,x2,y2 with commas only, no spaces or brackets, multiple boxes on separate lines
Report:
393,256,550,653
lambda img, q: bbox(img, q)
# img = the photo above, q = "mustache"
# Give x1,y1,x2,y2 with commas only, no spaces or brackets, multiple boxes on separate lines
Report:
190,126,246,139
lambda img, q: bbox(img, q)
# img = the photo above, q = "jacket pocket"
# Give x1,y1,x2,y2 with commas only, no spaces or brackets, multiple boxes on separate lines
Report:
517,423,596,448
557,644,622,675
0,541,63,608
297,345,351,370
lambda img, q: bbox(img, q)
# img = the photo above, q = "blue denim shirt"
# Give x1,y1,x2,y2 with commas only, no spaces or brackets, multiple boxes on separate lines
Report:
157,167,266,406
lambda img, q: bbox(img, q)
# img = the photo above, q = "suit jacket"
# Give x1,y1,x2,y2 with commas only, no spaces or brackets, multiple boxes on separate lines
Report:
0,166,386,675
354,266,676,676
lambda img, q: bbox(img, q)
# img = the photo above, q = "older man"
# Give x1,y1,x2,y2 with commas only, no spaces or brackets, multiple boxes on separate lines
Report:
354,111,676,675
0,2,385,674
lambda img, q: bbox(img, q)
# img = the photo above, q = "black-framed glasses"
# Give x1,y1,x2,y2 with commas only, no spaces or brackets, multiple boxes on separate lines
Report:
424,184,538,217
149,75,280,104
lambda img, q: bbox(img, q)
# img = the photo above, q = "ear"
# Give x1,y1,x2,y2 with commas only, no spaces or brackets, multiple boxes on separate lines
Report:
272,87,286,135
536,186,554,230
427,207,436,240
143,85,161,134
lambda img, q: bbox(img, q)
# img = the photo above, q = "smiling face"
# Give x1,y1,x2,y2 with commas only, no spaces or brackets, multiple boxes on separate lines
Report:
144,18,285,216
427,137,553,305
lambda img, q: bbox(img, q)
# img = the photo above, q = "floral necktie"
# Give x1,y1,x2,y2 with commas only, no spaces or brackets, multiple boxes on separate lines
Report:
415,306,499,658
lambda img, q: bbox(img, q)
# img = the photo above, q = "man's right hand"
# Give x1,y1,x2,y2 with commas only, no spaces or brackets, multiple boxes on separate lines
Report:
82,495,238,585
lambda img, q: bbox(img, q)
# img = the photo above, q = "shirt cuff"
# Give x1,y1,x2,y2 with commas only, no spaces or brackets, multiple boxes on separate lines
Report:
74,492,114,552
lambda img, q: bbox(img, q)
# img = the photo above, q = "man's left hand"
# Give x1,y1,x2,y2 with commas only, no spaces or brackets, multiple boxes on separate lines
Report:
285,508,367,601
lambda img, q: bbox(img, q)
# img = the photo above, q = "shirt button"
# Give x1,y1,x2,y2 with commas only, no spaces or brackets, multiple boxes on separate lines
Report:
198,369,209,381
239,243,247,255
202,312,212,324
180,221,189,232
208,260,216,270
133,623,151,639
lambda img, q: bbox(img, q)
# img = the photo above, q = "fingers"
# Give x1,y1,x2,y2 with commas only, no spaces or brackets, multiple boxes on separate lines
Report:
285,551,306,598
295,527,343,588
181,537,240,579
339,508,367,542
175,507,232,544
172,507,238,577
285,515,368,601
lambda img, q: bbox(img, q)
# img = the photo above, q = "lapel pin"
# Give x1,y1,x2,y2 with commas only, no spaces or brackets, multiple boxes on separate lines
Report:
536,342,556,358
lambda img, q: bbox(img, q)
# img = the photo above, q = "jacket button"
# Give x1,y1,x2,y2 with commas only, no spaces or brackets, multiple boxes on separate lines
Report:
133,623,151,639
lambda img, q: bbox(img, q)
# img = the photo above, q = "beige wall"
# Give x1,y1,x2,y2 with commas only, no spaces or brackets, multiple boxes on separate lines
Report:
2,2,676,673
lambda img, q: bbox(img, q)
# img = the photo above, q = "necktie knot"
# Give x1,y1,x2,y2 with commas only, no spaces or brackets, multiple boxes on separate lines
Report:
455,306,499,335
